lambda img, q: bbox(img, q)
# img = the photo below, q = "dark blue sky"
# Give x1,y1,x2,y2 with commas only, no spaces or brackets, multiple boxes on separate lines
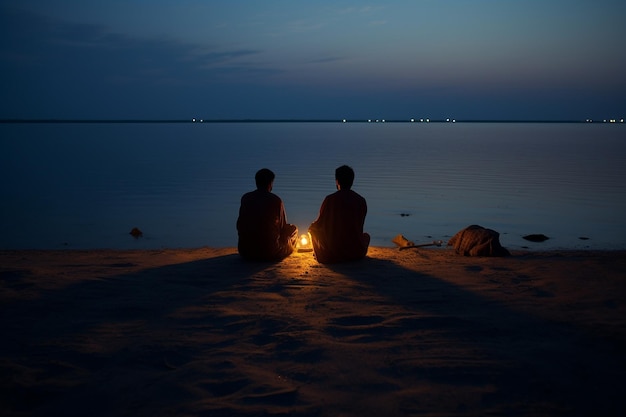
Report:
1,0,625,120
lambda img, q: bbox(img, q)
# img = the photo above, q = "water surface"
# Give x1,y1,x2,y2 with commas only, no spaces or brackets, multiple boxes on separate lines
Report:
1,122,625,250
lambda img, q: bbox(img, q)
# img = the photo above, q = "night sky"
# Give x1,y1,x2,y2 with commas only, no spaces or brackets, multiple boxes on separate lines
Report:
2,0,625,120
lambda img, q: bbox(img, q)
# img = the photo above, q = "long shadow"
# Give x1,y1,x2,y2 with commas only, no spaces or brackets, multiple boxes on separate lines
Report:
2,252,625,416
325,255,626,416
1,253,269,342
0,252,278,416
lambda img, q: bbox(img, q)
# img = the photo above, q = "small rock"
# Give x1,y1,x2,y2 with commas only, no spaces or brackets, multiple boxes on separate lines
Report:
130,227,143,238
523,234,549,242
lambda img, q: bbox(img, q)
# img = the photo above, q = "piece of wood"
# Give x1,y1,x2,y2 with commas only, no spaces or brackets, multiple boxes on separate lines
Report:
392,234,414,247
398,240,443,250
393,234,443,250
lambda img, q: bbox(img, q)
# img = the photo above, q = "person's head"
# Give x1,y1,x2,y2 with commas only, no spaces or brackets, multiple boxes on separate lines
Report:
335,165,355,190
255,168,275,191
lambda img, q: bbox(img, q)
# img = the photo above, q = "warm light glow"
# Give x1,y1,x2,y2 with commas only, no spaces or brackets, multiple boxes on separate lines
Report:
297,233,313,252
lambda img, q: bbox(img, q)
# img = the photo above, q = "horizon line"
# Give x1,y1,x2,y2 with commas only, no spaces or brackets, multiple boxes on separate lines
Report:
1,118,624,124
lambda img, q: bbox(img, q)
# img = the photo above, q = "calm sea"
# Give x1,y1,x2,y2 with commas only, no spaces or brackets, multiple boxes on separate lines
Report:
1,122,625,251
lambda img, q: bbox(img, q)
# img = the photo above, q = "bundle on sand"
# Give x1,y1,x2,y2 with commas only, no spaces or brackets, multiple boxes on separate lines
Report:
448,224,510,257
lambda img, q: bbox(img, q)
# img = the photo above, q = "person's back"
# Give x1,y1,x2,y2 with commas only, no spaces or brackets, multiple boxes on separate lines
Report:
309,165,370,263
237,169,297,261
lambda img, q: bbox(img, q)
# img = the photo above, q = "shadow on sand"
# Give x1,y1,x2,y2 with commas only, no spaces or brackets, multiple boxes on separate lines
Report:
1,250,624,416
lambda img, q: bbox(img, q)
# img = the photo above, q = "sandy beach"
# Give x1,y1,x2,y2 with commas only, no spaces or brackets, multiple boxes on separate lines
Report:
1,247,625,416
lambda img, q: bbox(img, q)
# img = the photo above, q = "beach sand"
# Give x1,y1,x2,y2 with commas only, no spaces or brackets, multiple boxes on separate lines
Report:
1,247,625,416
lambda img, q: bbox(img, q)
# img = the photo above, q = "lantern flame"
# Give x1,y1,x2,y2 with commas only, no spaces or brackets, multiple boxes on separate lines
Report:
297,233,313,252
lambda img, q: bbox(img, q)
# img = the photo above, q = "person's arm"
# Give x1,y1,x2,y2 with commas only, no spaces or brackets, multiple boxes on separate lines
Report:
309,197,329,236
278,200,289,230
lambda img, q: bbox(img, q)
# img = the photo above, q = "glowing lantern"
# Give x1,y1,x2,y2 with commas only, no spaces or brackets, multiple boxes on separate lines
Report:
297,232,313,252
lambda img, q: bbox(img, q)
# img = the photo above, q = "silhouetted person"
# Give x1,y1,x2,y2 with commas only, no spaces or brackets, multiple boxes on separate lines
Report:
237,168,297,261
309,165,370,263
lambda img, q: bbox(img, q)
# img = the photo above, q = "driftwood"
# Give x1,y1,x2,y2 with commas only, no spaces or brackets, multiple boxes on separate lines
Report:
392,234,443,250
392,234,414,247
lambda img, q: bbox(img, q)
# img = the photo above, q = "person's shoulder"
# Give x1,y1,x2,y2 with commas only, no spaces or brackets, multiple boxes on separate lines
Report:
325,190,341,200
242,189,268,200
265,191,284,206
350,189,367,202
241,190,255,199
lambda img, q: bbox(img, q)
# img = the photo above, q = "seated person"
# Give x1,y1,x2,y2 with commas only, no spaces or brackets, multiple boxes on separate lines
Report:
309,165,370,263
237,168,297,261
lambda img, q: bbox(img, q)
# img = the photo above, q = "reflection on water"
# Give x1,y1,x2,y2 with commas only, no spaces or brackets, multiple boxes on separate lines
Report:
1,122,625,250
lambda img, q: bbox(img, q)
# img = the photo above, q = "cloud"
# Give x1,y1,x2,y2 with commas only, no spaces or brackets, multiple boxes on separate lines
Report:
0,6,278,86
0,6,289,117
